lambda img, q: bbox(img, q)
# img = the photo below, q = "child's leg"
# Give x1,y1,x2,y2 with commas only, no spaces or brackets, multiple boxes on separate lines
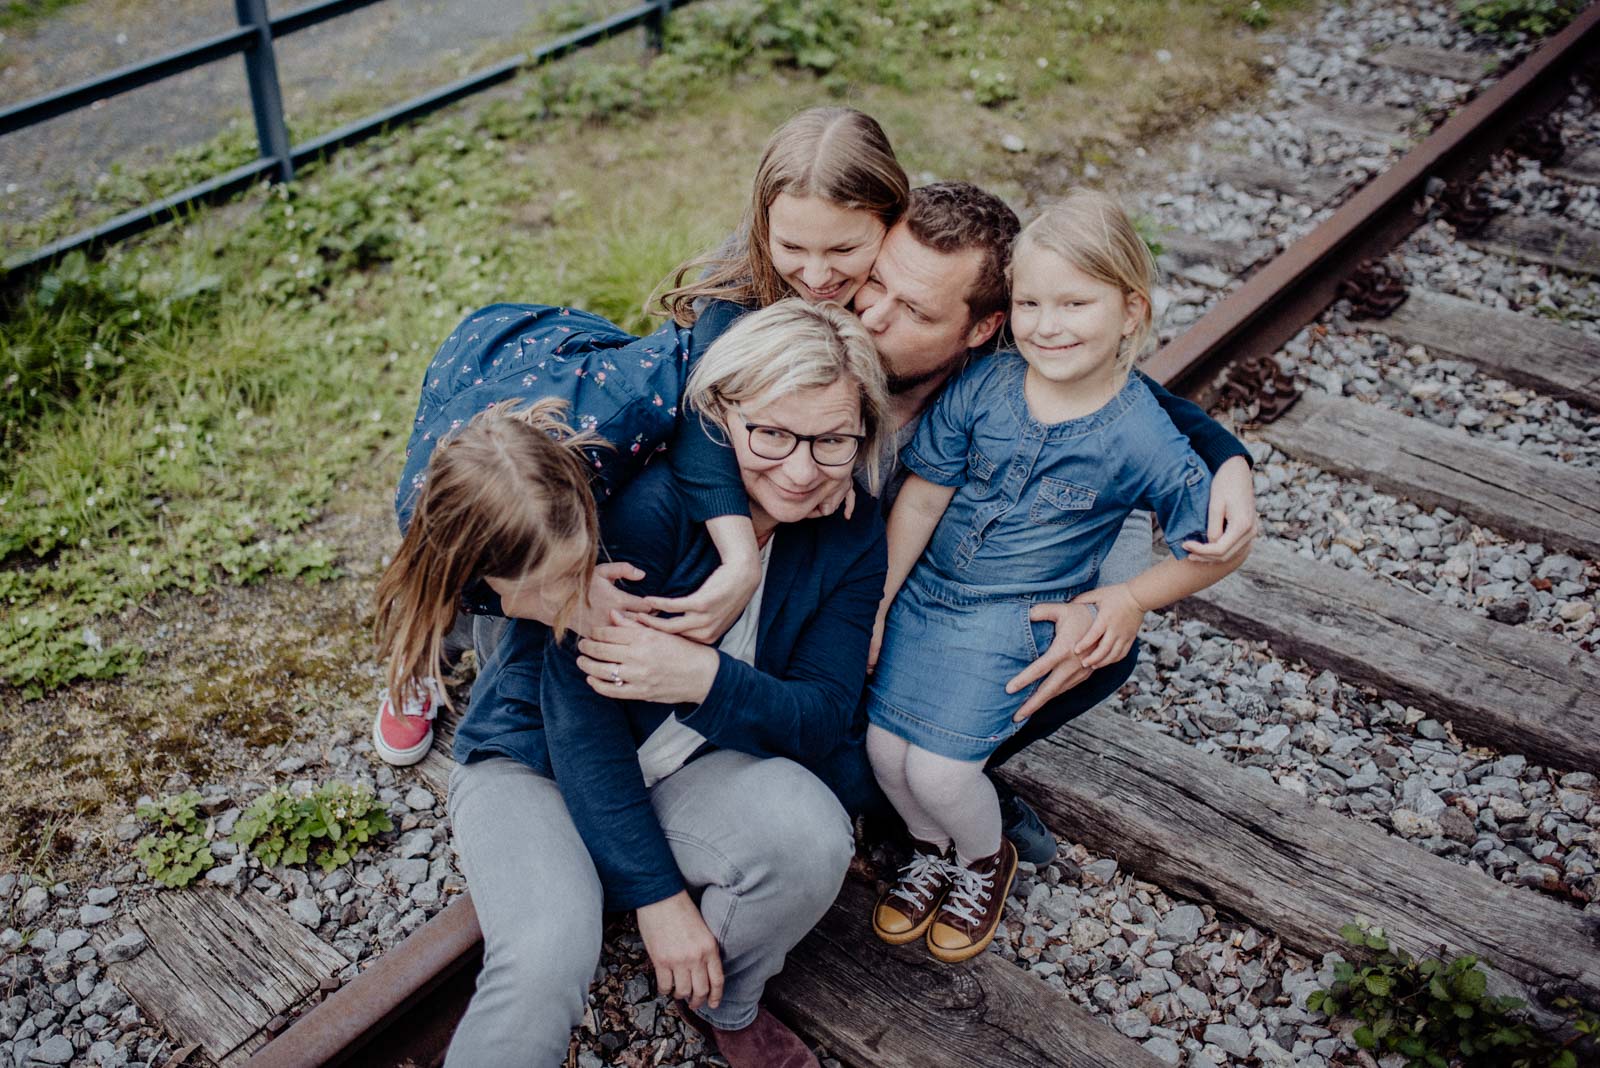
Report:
903,745,1003,868
866,725,949,848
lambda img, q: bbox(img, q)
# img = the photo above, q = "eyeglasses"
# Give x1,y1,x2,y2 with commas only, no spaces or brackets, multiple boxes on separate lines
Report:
742,420,865,466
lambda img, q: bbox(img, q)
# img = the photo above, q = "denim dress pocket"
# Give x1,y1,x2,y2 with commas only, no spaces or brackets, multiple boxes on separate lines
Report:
1029,477,1097,525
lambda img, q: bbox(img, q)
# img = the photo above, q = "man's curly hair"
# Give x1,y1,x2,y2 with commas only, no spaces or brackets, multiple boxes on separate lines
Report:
902,182,1021,325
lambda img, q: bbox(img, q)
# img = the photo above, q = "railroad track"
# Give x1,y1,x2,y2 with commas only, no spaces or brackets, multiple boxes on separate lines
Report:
81,7,1600,1068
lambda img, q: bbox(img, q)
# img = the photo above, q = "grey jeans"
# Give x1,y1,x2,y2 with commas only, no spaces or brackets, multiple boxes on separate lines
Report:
444,751,853,1067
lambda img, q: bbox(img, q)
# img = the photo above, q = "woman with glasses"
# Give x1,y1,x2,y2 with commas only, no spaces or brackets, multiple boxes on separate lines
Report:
445,300,891,1068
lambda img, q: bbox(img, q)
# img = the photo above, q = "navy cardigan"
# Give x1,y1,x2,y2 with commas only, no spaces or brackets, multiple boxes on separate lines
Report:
453,462,888,910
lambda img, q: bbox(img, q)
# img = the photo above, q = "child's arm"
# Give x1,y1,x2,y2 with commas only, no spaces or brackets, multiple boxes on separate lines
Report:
869,473,957,670
637,515,762,643
1074,543,1247,668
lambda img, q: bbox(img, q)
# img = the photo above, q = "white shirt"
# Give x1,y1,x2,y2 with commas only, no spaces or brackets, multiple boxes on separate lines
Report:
636,535,774,788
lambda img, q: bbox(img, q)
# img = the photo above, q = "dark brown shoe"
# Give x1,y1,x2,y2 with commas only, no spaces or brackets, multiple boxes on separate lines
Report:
927,838,1017,963
871,839,952,945
681,1004,818,1068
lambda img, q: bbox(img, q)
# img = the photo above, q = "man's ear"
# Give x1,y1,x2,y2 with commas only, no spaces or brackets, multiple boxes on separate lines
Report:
965,309,1007,350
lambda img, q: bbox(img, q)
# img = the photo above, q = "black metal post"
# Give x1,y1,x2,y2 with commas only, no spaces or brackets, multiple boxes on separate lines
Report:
644,0,672,53
235,0,294,183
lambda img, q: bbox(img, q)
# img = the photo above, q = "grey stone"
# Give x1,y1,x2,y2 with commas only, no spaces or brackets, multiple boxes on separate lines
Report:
77,905,113,927
17,887,49,924
98,932,145,964
624,975,650,1004
54,931,88,955
1142,1036,1182,1064
398,830,434,859
1081,859,1118,885
387,859,430,887
84,888,117,907
404,787,436,812
1113,1010,1151,1039
288,897,322,928
1204,1023,1253,1058
26,1035,74,1064
204,859,245,890
1256,724,1291,753
1157,904,1206,944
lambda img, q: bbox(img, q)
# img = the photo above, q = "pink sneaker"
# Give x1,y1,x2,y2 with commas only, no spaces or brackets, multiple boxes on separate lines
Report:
372,680,439,766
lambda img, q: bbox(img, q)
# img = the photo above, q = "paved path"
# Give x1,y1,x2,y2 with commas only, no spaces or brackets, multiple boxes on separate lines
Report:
0,0,568,226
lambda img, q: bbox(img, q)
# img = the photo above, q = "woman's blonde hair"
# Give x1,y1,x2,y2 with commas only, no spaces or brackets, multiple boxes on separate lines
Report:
658,107,909,325
1011,189,1158,370
683,299,891,496
374,399,599,708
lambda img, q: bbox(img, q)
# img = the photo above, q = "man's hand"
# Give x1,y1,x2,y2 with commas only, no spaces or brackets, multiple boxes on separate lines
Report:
1069,584,1145,669
1005,602,1096,722
1182,454,1257,565
578,612,720,704
636,891,723,1011
639,557,761,644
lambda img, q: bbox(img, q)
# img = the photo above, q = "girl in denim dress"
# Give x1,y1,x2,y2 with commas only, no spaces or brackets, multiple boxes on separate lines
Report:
865,191,1248,963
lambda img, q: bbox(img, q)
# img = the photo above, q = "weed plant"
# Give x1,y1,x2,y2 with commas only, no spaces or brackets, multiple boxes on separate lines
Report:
1456,0,1583,42
1310,921,1599,1068
2,0,1300,701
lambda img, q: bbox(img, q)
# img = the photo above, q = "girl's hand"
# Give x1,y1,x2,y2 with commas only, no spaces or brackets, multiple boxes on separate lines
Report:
1069,584,1146,669
867,611,887,674
639,557,760,644
806,481,856,521
1005,602,1096,721
573,562,651,637
636,891,723,1011
1182,455,1258,565
577,611,720,704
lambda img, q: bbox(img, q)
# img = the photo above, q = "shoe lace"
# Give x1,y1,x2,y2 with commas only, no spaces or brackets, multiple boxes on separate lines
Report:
888,850,948,910
941,862,994,927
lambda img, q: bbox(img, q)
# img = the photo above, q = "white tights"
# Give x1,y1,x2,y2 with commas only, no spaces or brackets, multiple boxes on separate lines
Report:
866,725,1002,866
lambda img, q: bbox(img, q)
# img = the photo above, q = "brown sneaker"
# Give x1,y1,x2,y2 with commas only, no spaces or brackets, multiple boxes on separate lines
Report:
871,840,952,945
926,838,1018,963
681,1004,819,1068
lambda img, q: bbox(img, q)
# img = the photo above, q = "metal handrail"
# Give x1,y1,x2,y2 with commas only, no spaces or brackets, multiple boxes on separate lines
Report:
2,0,683,276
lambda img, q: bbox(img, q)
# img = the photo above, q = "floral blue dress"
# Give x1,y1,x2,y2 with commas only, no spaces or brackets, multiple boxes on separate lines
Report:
395,303,693,530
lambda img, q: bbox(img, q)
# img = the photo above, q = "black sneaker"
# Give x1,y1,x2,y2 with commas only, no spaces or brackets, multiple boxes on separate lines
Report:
994,779,1058,866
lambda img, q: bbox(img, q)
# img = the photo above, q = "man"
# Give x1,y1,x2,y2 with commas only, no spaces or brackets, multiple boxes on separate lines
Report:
844,182,1257,861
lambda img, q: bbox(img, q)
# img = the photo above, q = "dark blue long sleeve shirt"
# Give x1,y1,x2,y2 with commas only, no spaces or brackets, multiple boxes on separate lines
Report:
453,462,888,910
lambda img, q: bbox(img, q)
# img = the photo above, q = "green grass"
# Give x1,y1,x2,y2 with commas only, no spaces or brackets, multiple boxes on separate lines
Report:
0,0,82,32
1,0,1304,698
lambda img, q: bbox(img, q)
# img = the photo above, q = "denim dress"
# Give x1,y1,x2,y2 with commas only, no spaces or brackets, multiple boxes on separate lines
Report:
866,353,1213,761
395,303,693,530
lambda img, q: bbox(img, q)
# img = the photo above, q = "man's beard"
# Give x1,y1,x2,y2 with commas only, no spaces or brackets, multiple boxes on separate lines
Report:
885,359,963,396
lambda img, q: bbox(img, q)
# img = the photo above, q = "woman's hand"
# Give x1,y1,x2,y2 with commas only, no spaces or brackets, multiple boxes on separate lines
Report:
1182,455,1258,565
636,891,723,1011
867,610,887,674
1005,602,1096,721
1069,584,1146,669
640,557,760,644
578,611,720,704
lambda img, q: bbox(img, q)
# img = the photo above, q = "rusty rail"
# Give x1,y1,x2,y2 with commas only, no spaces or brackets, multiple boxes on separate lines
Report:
1143,0,1600,398
243,8,1600,1065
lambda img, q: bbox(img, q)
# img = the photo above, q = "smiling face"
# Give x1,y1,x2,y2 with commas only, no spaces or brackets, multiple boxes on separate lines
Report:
1009,240,1145,402
724,377,864,536
852,222,1004,396
767,193,888,306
